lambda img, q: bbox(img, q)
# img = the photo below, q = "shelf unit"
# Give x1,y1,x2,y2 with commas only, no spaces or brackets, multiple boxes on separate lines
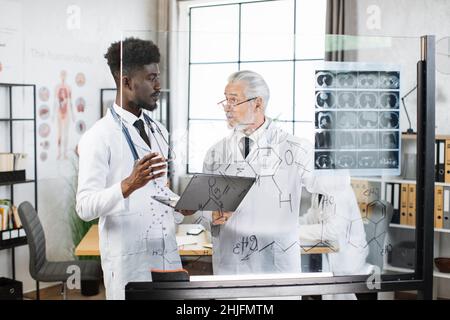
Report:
352,134,450,298
0,83,37,280
389,223,450,233
384,264,450,280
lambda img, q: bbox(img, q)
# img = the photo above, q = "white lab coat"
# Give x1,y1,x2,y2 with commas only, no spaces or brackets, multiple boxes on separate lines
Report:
197,118,356,276
298,179,371,300
76,105,183,300
298,192,371,277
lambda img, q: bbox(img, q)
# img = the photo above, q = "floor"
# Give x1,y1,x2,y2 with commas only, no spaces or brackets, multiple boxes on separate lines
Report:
21,282,440,300
23,283,106,300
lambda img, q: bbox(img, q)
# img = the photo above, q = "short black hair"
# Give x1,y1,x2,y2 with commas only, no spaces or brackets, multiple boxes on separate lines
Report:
104,37,160,82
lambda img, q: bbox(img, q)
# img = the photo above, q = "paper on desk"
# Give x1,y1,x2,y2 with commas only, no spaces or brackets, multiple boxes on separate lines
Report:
176,235,199,246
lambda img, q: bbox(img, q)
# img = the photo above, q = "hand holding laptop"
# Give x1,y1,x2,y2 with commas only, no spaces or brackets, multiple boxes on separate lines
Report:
177,209,196,216
152,173,255,212
212,211,233,225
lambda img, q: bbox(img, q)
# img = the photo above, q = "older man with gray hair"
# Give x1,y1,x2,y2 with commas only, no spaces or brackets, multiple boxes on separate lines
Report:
198,70,368,284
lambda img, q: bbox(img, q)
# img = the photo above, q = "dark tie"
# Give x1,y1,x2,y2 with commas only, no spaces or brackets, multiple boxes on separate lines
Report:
243,137,251,158
133,119,151,148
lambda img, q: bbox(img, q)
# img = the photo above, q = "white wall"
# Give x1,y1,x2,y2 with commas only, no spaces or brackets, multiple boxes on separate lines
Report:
0,0,160,293
347,0,450,135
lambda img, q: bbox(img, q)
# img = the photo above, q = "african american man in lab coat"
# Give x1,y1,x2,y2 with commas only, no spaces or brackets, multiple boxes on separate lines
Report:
76,38,192,300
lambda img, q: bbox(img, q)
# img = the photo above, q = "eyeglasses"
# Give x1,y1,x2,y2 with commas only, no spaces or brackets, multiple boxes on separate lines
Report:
217,97,257,109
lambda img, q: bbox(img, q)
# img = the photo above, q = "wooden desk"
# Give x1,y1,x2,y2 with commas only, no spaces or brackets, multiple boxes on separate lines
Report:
74,224,212,256
75,224,337,256
74,224,100,256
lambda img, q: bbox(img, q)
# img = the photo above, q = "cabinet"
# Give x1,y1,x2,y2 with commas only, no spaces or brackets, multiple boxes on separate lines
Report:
0,83,37,280
351,134,450,299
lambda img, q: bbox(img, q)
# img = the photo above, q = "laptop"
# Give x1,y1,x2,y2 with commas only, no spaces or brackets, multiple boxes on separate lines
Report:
152,173,256,211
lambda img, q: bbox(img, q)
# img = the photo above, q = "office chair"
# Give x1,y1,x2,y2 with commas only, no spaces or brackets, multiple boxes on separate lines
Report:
18,201,102,300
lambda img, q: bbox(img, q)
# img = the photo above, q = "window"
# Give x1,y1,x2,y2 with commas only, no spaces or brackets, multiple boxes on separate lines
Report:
187,0,327,173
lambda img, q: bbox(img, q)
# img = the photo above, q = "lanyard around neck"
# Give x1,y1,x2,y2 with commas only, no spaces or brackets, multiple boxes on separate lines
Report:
110,106,172,162
109,106,140,161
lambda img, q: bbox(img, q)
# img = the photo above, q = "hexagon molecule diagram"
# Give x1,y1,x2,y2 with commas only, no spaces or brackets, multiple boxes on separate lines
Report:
348,200,391,254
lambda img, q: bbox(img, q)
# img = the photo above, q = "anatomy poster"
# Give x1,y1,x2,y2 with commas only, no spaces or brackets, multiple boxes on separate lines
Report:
28,40,98,178
314,62,401,176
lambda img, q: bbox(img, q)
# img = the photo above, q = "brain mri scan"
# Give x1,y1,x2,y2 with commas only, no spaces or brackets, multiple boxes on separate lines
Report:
337,131,356,149
315,131,334,149
358,92,378,109
315,71,335,88
358,151,379,168
337,91,356,108
315,111,335,129
380,92,400,109
379,151,399,168
315,91,336,108
315,152,335,169
379,131,399,149
337,111,357,129
358,111,379,129
314,65,400,174
379,71,400,89
336,72,357,88
379,111,399,129
358,72,378,89
358,132,378,149
336,151,357,169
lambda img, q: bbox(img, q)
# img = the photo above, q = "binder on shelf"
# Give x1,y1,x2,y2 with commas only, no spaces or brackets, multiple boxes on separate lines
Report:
0,205,8,231
446,139,450,184
435,185,444,229
359,203,367,218
436,140,439,182
437,139,445,183
444,187,450,230
11,206,21,228
407,184,416,226
385,182,393,203
392,183,401,224
400,183,409,225
351,179,380,218
0,154,14,172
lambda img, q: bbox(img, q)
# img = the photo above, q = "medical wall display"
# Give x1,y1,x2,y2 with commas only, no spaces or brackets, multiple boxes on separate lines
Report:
38,123,50,138
314,63,401,176
40,152,47,162
75,119,86,134
75,72,86,87
38,86,50,102
40,141,49,150
76,97,85,113
38,105,50,120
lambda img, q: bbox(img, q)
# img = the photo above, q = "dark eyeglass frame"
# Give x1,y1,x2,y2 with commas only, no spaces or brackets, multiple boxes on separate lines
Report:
217,97,257,108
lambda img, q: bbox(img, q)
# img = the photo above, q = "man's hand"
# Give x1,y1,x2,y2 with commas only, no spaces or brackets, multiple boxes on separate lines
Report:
212,211,233,225
177,210,196,216
121,152,166,198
